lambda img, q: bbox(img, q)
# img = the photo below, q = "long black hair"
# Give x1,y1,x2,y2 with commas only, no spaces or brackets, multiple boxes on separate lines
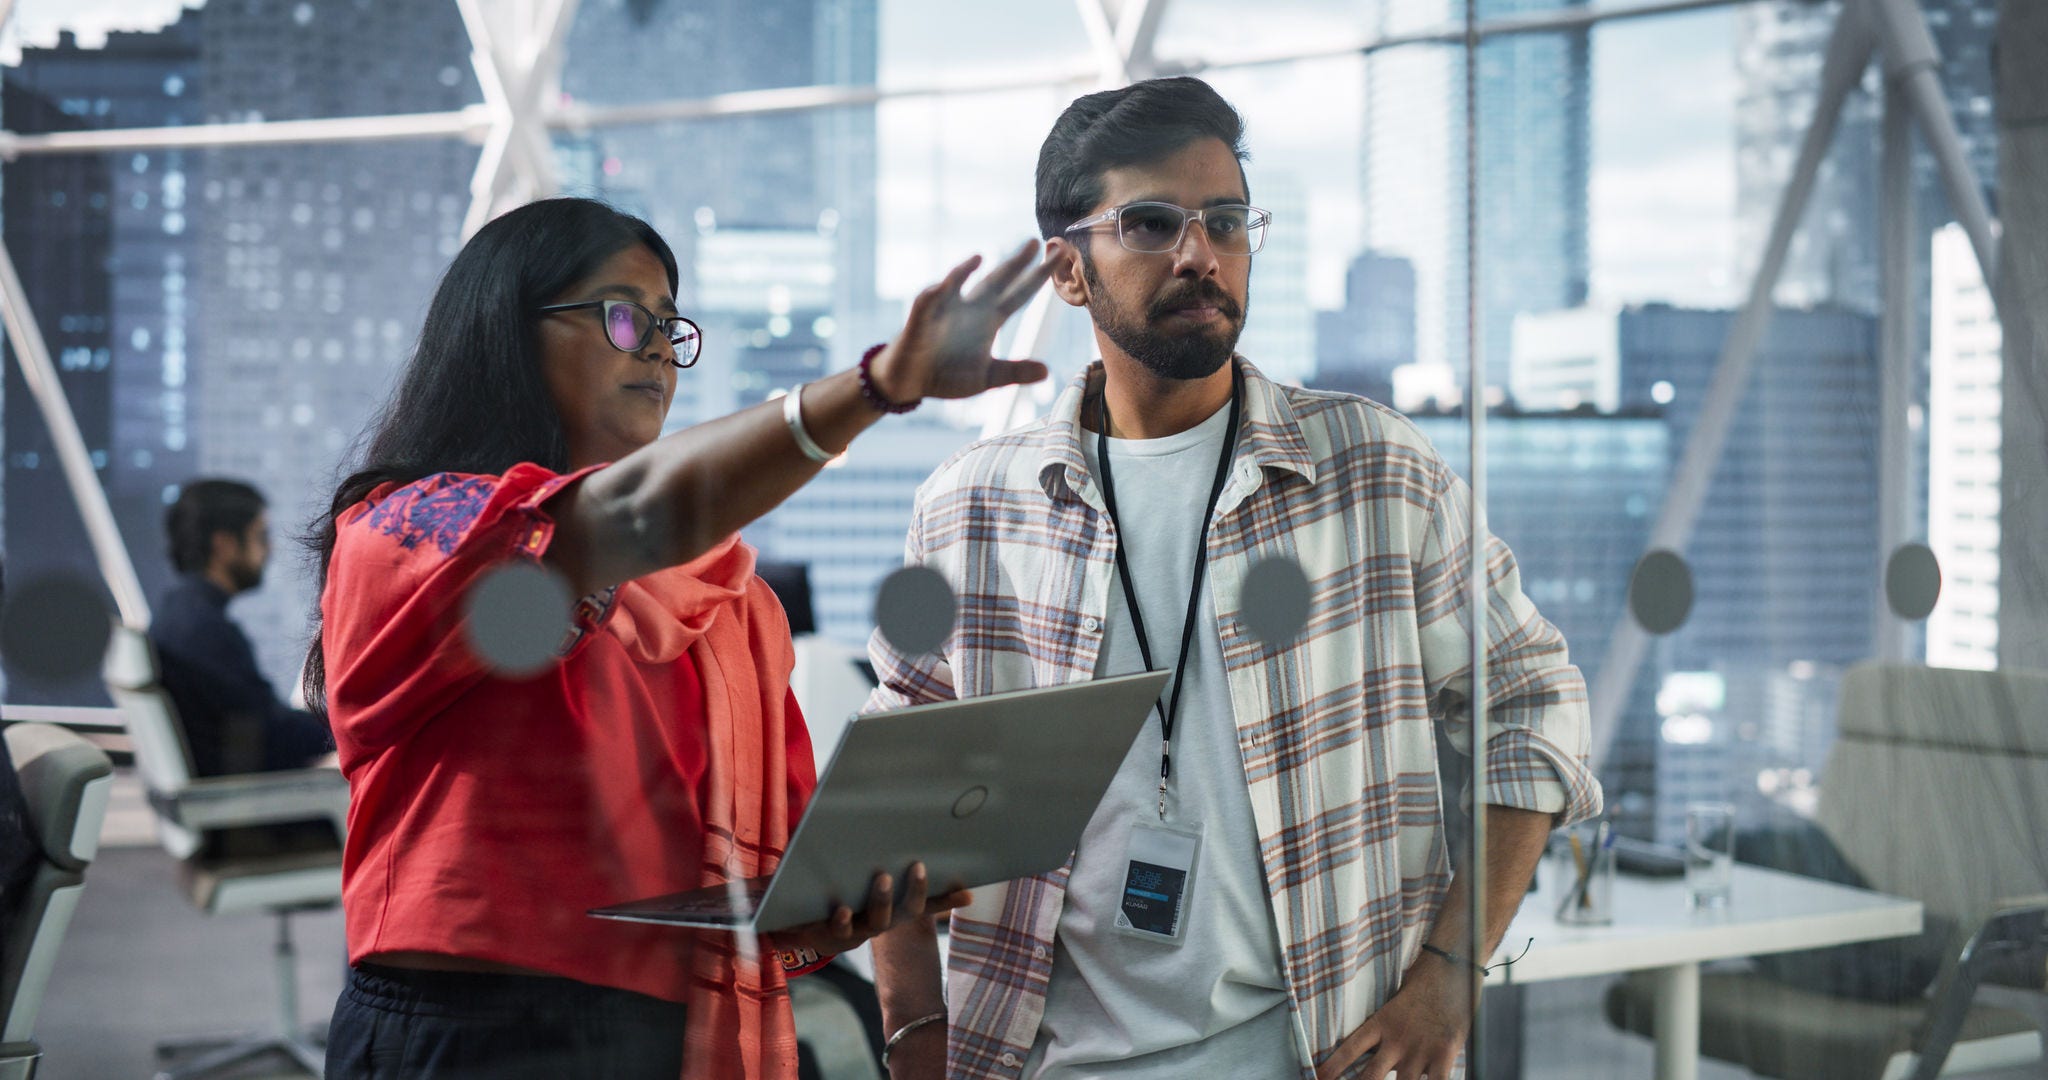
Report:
302,197,679,715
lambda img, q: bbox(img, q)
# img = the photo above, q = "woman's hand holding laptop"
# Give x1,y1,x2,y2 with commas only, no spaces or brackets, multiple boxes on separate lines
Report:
768,861,974,960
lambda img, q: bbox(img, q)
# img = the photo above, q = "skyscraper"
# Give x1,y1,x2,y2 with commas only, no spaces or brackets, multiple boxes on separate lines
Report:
556,0,895,645
1235,172,1312,385
1359,0,1589,379
6,2,483,695
1413,408,1669,838
3,19,205,702
560,0,882,429
744,419,975,645
1926,222,2000,669
189,1,479,688
1313,250,1416,406
1514,302,1881,827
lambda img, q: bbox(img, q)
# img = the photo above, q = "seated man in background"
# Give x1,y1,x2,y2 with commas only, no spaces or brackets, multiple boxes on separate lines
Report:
151,478,330,777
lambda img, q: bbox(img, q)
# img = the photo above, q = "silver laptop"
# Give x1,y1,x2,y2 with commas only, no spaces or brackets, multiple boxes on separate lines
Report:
589,670,1167,934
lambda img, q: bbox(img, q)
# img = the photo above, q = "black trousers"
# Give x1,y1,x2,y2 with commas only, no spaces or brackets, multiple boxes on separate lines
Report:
325,962,688,1080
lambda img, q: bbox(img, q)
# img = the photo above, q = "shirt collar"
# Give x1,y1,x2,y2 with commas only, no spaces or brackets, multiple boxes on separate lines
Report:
179,572,233,611
1034,356,1319,504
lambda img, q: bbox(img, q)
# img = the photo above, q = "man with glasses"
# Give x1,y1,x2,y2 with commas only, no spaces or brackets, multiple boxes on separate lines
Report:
865,77,1599,1080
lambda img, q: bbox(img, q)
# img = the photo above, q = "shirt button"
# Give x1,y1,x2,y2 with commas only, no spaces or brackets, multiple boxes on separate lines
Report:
1000,1052,1021,1068
1035,945,1050,960
1082,616,1100,633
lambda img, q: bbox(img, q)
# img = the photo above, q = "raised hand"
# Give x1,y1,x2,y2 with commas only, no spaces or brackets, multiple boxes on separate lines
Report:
866,240,1053,405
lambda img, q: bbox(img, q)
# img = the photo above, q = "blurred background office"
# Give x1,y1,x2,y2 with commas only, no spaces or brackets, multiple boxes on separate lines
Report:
0,0,2040,1077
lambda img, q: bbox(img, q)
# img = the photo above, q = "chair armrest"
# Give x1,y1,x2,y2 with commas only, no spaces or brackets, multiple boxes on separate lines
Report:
1908,902,2048,1080
151,768,348,833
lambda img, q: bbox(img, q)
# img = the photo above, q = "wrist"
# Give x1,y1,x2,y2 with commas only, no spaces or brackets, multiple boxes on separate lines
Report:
859,342,919,414
1417,939,1495,979
880,1010,947,1073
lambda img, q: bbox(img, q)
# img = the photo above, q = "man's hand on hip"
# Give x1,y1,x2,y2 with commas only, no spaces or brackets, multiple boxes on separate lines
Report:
1314,955,1469,1080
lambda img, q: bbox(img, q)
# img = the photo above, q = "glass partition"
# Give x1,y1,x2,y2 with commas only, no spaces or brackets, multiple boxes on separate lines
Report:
1,0,2038,1076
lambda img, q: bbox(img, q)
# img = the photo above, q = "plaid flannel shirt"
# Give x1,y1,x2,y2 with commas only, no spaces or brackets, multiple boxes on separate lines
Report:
864,359,1602,1078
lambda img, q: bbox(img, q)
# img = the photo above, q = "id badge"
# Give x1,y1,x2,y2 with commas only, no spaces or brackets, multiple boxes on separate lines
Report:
1113,820,1202,945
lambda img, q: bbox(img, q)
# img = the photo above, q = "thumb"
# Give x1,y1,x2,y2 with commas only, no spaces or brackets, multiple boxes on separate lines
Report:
985,359,1049,387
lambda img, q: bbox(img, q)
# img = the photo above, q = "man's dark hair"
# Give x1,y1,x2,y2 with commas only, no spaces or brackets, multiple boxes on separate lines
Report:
302,196,679,715
165,479,267,575
1034,76,1249,241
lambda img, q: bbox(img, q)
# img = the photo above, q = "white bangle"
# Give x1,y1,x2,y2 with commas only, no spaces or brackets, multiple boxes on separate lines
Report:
880,1011,946,1071
782,383,839,464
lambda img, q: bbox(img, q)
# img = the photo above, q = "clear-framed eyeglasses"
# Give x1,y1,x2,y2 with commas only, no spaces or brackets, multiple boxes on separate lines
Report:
1063,201,1271,256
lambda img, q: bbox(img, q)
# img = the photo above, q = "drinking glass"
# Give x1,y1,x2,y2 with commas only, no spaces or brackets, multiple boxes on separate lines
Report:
1685,801,1737,910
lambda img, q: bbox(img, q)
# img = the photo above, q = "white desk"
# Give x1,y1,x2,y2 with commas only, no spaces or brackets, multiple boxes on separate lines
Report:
1488,862,1923,1080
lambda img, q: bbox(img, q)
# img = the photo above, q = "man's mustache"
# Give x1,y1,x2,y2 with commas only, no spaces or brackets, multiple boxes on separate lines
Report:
1148,281,1242,322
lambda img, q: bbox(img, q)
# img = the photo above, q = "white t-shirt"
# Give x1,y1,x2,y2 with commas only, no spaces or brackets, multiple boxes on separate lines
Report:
1024,400,1299,1078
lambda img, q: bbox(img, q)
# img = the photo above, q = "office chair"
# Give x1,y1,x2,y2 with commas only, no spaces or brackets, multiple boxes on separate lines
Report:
102,626,347,1080
0,722,114,1079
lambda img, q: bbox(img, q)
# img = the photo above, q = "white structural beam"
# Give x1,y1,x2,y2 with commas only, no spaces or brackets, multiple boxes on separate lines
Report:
1869,0,2001,303
0,0,1758,163
1876,77,1914,661
1458,0,1492,1038
1588,0,2007,764
1113,0,1170,82
1074,0,1131,86
0,110,489,159
458,0,581,238
1586,0,1876,765
0,242,150,626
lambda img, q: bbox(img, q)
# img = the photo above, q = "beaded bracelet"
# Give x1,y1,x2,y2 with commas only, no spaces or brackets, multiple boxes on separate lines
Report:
858,342,919,415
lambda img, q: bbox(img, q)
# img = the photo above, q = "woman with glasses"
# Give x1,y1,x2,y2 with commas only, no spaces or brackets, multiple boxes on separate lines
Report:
305,197,1048,1079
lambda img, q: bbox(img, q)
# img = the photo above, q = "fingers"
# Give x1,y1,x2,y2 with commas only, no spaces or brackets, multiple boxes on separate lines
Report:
938,254,983,298
925,886,974,914
993,258,1055,317
864,871,896,935
907,254,985,322
963,239,1043,304
1428,1049,1460,1080
900,862,931,918
985,359,1049,388
1315,1026,1384,1080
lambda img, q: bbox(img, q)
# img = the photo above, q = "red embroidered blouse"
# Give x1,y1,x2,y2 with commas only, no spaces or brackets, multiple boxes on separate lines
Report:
321,463,816,1006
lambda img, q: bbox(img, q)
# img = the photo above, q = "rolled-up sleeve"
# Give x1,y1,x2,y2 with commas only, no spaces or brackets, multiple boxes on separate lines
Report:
861,492,961,718
322,463,607,752
1413,465,1603,826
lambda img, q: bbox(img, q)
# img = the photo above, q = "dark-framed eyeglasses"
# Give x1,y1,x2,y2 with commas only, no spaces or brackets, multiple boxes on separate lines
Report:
1063,201,1271,256
537,299,703,368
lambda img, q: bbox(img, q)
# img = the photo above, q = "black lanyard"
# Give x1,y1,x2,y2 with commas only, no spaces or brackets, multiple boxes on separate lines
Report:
1094,365,1243,819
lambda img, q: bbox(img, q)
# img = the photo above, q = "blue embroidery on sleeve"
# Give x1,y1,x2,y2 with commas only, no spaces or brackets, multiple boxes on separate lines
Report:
364,474,499,555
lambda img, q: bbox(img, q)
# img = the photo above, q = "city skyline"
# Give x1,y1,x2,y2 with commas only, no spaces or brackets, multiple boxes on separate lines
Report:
0,0,2001,701
6,0,1744,320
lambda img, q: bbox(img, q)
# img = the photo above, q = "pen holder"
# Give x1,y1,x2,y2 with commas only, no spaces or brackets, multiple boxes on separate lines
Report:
1554,822,1615,926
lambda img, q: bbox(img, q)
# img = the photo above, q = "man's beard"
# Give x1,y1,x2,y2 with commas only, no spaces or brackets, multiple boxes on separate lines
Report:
228,556,263,593
1085,256,1247,381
